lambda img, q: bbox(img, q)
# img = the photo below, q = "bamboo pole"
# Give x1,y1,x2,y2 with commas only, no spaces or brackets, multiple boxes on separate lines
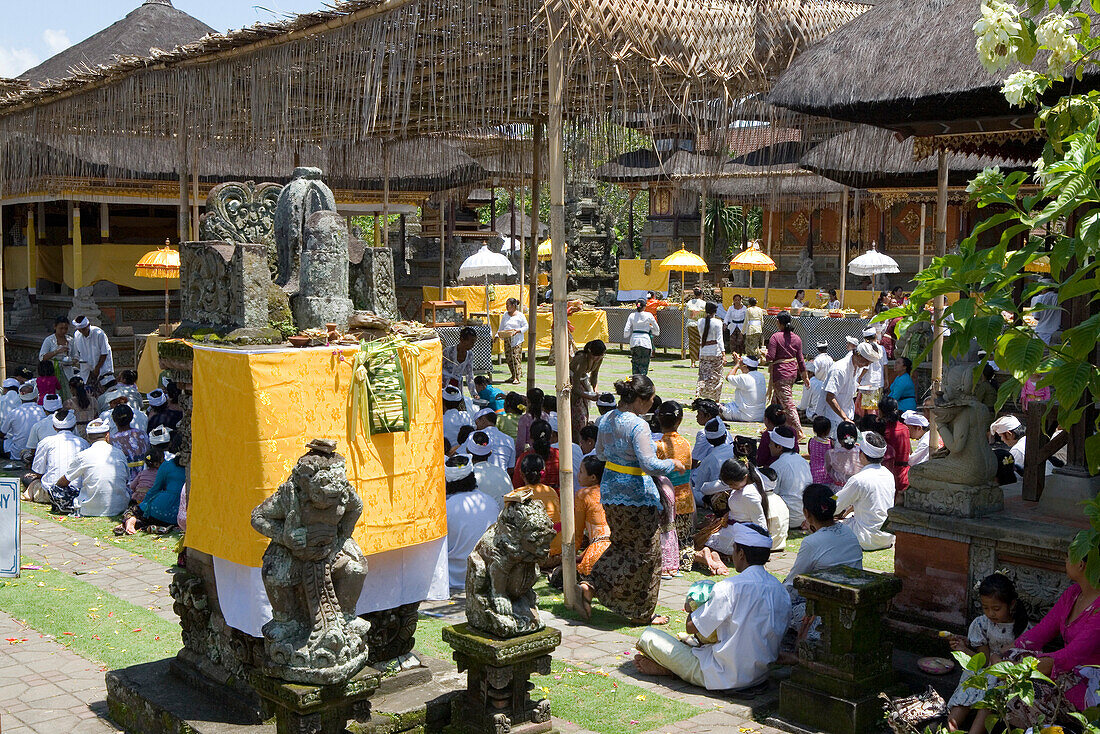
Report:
99,203,110,239
918,202,927,271
178,121,190,244
383,144,391,251
73,204,83,290
192,144,200,238
547,8,576,613
839,189,849,308
929,151,949,451
763,210,772,306
512,188,521,305
442,200,452,300
527,121,543,390
26,204,36,295
698,186,706,286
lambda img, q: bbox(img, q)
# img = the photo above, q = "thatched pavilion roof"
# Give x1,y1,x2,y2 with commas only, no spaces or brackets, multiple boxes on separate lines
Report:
0,0,871,196
18,0,215,85
767,0,1099,139
800,125,1031,189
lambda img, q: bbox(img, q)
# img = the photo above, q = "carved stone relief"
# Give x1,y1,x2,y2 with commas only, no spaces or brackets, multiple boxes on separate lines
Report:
180,242,271,329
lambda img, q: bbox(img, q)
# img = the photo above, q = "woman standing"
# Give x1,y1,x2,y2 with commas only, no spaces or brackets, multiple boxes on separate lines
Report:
684,288,707,368
39,315,74,389
766,312,809,440
578,376,684,625
623,299,660,376
695,302,726,402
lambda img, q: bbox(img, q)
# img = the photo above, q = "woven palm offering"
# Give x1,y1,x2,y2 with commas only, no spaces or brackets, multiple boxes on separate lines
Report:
351,337,419,436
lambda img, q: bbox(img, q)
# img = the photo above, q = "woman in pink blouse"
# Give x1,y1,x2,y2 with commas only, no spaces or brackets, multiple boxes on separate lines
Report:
1004,553,1100,726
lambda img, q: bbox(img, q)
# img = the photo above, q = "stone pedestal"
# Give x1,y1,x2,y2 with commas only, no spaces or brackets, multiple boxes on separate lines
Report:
776,566,902,734
252,667,380,734
350,240,399,320
901,479,1003,518
180,241,272,330
443,623,561,734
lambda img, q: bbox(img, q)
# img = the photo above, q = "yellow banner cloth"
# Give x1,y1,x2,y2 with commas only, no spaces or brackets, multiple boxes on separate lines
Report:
4,243,180,291
618,259,670,294
185,341,447,568
136,335,166,393
422,285,530,314
487,310,609,354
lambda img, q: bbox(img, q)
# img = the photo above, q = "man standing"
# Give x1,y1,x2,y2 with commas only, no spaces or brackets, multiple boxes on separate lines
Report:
721,355,766,423
743,297,766,357
803,341,834,420
24,410,88,503
723,293,747,356
496,298,529,385
834,432,895,550
71,316,114,390
471,407,516,473
1,382,45,460
442,326,478,400
633,522,790,692
823,342,878,434
569,340,606,433
49,418,130,517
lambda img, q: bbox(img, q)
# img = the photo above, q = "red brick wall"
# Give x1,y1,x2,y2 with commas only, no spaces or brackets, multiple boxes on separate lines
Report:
892,531,971,629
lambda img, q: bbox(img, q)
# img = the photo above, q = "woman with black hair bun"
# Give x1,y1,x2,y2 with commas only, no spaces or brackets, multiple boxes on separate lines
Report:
511,419,559,491
623,299,660,376
576,375,685,625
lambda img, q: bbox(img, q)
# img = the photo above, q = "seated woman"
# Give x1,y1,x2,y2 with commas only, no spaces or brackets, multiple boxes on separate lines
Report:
120,452,186,535
695,460,768,576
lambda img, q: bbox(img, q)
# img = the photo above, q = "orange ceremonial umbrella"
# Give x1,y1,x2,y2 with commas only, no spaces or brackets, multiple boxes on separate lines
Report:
134,239,180,335
729,241,776,290
660,247,709,358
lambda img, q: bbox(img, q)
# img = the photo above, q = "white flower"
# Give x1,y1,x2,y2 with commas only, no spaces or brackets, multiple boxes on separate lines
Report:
967,166,1005,198
1001,70,1043,107
1037,13,1078,76
974,0,1023,71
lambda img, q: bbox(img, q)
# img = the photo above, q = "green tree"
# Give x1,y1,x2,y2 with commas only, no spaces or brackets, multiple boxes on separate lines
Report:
705,201,762,257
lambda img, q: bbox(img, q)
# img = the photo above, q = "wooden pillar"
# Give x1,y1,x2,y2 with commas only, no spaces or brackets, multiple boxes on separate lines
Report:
698,187,706,285
546,8,576,612
374,215,382,247
512,187,523,299
399,213,407,271
178,122,190,244
26,204,36,294
527,122,543,389
100,202,110,239
382,145,391,250
839,188,849,308
918,202,927,271
930,151,949,450
72,204,84,290
67,201,74,239
627,189,636,260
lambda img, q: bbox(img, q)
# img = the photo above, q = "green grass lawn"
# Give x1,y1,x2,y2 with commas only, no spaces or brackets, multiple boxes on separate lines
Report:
415,613,701,734
0,557,182,669
531,577,689,634
21,501,182,568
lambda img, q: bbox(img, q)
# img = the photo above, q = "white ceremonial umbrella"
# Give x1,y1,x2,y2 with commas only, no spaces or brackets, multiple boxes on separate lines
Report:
500,236,525,254
459,245,517,316
847,241,900,311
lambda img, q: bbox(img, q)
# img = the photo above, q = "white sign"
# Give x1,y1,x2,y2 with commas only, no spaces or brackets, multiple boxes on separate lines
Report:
0,478,19,578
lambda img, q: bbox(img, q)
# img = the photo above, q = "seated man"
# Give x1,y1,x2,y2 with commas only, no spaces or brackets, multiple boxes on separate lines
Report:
691,418,734,505
442,385,474,448
23,410,88,503
721,355,766,423
472,406,516,472
834,431,895,550
2,382,45,461
634,523,790,692
444,454,499,590
50,418,129,517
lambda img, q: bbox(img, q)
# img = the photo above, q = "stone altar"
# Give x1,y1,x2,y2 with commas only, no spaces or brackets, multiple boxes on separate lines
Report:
251,439,371,686
180,241,272,330
349,235,399,320
774,565,902,734
291,211,354,331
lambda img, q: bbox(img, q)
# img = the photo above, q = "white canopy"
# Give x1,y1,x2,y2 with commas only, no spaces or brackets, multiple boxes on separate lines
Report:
458,245,517,280
848,242,900,277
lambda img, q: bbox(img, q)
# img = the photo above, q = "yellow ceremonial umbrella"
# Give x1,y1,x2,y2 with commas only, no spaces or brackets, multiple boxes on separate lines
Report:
729,241,776,291
660,247,709,358
134,239,180,335
1025,254,1051,273
537,239,565,261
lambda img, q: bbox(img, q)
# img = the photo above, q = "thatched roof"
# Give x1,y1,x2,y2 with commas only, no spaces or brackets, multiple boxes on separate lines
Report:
800,125,1030,188
683,169,847,210
491,211,548,239
18,0,215,85
595,149,762,183
768,0,1100,136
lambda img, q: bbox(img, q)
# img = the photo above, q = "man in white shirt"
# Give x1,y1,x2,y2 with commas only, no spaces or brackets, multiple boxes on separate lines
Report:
464,432,514,511
721,355,766,423
444,455,499,589
50,418,130,517
1,382,45,460
692,418,735,505
442,327,478,400
496,298,529,384
0,377,21,425
723,294,747,355
1030,278,1061,345
823,343,878,434
24,410,88,503
635,522,790,691
623,300,660,376
768,426,812,529
472,407,516,472
442,385,474,450
834,432,895,550
26,393,63,458
903,410,930,466
991,414,1053,476
71,316,114,388
804,342,834,420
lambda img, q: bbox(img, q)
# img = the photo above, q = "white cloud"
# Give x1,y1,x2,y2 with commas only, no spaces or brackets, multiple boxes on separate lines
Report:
42,29,71,56
0,46,39,78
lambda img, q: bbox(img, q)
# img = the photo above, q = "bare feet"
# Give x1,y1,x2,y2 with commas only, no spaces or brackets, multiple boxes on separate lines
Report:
575,582,593,620
650,614,670,626
633,653,674,677
123,517,138,535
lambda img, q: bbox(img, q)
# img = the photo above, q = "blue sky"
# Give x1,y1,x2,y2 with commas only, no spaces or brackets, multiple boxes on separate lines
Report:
0,1,327,77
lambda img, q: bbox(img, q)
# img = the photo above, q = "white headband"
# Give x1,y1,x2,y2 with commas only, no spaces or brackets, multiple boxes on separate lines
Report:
442,386,462,402
902,410,928,428
86,418,111,435
464,434,493,457
149,426,172,446
862,327,877,338
859,432,887,459
816,342,829,350
445,457,474,482
72,317,90,329
845,336,859,346
148,390,167,407
43,394,63,412
704,418,727,440
19,383,38,401
53,412,76,430
741,356,759,368
104,389,124,403
99,372,116,385
770,429,796,449
731,523,773,549
991,415,1022,434
2,378,18,389
474,407,495,422
856,342,881,362
596,393,616,407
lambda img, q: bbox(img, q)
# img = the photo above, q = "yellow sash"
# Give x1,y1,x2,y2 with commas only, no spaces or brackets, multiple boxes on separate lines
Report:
606,461,644,476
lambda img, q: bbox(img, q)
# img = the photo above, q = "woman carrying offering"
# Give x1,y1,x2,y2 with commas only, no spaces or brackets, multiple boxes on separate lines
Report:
578,375,685,626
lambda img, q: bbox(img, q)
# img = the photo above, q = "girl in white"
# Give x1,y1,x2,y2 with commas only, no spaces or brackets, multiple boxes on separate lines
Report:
623,299,660,376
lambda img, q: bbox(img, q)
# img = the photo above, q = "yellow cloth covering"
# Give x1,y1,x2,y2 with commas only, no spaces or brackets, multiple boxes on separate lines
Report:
720,288,956,311
185,341,447,568
422,285,530,314
4,244,181,291
618,259,670,294
487,310,609,353
136,335,167,393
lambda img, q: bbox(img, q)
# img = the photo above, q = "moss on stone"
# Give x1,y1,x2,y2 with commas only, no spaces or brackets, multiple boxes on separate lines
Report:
267,281,296,338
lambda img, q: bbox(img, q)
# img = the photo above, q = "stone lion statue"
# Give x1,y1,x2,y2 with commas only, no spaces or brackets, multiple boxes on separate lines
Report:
465,492,556,638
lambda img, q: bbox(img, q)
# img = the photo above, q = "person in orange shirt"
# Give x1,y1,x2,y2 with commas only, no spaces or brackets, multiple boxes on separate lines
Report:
519,452,561,570
653,400,694,574
574,455,610,576
644,291,669,315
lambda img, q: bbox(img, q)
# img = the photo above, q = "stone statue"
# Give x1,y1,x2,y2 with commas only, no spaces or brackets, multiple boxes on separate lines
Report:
250,439,371,685
906,363,1002,516
11,288,36,328
274,167,337,290
795,247,816,289
199,180,283,277
291,211,354,330
465,491,556,638
872,273,890,292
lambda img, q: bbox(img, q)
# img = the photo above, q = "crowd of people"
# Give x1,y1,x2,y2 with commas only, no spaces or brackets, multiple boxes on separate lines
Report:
1,316,187,537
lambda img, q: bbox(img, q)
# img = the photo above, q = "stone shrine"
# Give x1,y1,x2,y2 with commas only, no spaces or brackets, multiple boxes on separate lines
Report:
290,210,354,330
180,241,272,331
274,166,338,290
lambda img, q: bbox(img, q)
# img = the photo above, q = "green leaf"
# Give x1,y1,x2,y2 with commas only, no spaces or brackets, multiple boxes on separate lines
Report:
1051,360,1095,408
1085,433,1100,474
1000,333,1045,376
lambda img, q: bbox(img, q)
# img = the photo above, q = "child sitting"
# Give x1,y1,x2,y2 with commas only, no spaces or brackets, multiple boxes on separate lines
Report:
498,392,526,440
807,415,833,485
678,580,718,646
520,453,561,570
474,375,505,414
126,448,164,505
826,421,862,488
35,361,60,406
574,455,609,577
695,460,769,576
946,573,1031,733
